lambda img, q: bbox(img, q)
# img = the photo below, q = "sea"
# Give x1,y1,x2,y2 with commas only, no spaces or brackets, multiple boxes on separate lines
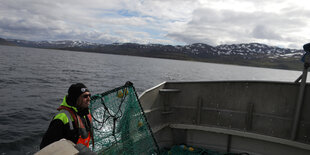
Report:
0,45,306,154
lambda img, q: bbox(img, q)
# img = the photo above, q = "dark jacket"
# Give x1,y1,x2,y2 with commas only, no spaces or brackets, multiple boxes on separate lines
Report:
40,96,91,149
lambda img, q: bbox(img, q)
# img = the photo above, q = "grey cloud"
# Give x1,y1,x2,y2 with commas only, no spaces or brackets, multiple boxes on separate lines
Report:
189,8,283,27
0,1,101,41
0,0,157,43
252,25,282,40
0,0,309,48
170,6,309,46
167,32,216,45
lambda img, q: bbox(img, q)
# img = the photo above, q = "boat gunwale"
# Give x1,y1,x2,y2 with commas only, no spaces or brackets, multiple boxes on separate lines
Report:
164,80,304,85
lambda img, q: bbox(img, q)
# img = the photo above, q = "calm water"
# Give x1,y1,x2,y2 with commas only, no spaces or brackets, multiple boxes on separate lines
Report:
0,45,305,154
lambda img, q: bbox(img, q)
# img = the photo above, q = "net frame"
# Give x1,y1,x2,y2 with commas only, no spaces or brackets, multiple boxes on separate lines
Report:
89,81,159,154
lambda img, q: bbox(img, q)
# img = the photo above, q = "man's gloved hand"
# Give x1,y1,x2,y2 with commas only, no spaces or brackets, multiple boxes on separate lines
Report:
75,144,97,155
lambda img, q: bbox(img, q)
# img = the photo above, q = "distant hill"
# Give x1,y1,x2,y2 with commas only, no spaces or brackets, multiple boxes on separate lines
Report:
1,38,306,70
0,38,16,46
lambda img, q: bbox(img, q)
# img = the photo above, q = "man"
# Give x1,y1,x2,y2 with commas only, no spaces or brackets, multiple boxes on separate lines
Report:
40,83,94,149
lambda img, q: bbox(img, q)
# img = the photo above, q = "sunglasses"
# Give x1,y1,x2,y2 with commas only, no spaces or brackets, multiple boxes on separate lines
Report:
82,94,91,98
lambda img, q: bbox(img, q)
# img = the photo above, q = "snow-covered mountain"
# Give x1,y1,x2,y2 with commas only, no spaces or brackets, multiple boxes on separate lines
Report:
215,43,303,59
6,39,98,48
1,38,306,70
155,43,303,59
4,38,304,59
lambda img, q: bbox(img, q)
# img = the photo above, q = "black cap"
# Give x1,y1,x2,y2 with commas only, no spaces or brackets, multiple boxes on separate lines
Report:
66,83,89,106
304,43,310,52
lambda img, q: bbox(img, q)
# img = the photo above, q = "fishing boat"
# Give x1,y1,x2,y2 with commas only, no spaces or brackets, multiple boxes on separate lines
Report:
36,43,310,155
139,80,310,155
137,43,310,155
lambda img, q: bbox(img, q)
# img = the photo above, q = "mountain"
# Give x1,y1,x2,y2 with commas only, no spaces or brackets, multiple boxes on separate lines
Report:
5,39,98,48
0,38,16,46
0,38,306,70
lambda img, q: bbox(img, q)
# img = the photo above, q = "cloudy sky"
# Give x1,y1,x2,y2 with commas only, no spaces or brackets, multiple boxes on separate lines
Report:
1,0,310,49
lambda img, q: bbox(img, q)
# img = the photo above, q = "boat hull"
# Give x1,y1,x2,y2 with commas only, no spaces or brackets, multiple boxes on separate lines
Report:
139,81,310,155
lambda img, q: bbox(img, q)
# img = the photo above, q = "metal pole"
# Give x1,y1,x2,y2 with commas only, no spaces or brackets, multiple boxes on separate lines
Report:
291,64,309,140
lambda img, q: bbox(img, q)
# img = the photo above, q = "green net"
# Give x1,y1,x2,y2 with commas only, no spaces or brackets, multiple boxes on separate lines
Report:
89,82,159,155
160,145,248,155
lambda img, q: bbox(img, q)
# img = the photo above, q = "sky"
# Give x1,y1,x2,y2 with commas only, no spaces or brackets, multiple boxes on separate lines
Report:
1,0,310,49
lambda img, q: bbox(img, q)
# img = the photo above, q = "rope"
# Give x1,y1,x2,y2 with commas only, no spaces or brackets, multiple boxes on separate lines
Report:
90,87,129,150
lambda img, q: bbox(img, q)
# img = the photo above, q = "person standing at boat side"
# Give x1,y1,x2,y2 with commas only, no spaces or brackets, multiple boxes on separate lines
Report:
40,83,94,150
